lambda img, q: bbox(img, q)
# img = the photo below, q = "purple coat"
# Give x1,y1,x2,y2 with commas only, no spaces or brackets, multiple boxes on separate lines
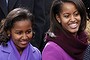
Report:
42,41,74,60
0,41,41,60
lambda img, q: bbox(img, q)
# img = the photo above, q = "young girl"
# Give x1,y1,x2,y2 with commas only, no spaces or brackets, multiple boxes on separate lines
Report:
0,8,41,60
42,0,88,60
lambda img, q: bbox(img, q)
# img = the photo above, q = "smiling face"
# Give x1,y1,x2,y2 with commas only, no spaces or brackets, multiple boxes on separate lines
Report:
56,2,81,35
10,20,33,50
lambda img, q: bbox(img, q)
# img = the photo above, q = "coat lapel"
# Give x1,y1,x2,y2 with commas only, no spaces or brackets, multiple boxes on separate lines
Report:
8,51,17,60
27,44,36,60
1,42,39,60
0,0,8,16
1,41,17,60
0,46,17,60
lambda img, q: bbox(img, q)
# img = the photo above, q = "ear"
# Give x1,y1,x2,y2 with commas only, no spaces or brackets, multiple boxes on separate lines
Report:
32,31,35,39
56,14,61,23
7,31,10,37
33,31,35,38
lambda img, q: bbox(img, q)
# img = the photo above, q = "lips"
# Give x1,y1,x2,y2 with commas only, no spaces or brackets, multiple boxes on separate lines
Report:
20,40,28,45
69,23,78,29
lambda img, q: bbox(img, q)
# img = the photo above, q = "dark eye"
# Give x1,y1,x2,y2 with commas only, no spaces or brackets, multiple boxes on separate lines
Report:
26,30,32,34
16,31,22,35
74,11,80,16
64,14,69,18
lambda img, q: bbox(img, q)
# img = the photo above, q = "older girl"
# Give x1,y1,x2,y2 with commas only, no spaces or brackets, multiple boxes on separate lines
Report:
42,0,88,60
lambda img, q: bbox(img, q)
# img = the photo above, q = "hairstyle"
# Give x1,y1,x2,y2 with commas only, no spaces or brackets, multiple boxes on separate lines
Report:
50,0,87,33
0,8,34,46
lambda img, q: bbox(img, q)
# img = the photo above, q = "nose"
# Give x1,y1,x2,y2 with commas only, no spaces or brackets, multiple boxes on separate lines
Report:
70,15,75,21
22,33,28,39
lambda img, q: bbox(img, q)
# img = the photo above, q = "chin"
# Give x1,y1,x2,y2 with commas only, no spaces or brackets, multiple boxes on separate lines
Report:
20,44,28,48
69,29,78,34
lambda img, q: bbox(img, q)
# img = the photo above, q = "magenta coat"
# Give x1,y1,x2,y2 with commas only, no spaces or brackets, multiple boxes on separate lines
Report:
42,41,74,60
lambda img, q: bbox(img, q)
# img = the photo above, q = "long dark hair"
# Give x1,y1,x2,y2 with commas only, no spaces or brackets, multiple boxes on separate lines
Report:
0,8,34,46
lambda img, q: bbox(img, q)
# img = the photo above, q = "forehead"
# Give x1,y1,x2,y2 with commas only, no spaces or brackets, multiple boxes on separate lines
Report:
61,2,77,13
12,20,32,29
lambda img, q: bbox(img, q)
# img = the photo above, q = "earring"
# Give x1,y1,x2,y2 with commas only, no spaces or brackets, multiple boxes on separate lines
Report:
32,32,35,38
58,20,60,23
8,34,10,37
57,19,60,23
56,17,60,23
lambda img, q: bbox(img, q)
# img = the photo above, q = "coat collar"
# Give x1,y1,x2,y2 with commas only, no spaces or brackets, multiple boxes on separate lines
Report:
0,41,37,60
1,41,36,54
1,41,12,53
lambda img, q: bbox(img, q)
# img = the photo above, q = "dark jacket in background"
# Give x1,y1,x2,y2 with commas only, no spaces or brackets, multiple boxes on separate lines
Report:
82,0,90,19
44,0,55,33
31,0,46,51
0,0,34,23
37,0,55,51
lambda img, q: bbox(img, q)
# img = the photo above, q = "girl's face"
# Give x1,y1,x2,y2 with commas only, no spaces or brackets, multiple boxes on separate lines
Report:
10,20,33,49
56,2,81,35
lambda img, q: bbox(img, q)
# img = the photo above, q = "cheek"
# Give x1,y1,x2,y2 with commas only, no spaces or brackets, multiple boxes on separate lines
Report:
77,16,81,25
60,19,69,26
11,35,20,45
28,35,33,39
28,33,33,39
11,34,21,40
77,16,81,21
60,16,69,24
61,22,67,29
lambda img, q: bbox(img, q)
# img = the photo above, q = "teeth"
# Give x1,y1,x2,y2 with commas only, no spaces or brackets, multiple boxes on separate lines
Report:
69,24,77,29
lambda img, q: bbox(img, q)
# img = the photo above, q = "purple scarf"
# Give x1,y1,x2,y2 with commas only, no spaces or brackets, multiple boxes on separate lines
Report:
46,30,88,60
10,39,35,60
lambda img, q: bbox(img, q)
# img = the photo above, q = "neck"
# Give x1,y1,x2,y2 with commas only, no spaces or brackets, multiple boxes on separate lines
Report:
15,45,24,55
